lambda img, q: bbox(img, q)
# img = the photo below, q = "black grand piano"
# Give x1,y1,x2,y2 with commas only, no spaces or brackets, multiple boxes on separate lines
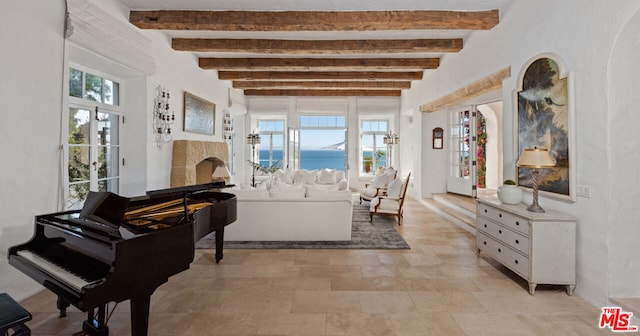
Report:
8,182,236,336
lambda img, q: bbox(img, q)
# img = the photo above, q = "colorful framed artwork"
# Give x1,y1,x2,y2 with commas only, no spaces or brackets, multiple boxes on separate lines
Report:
515,54,575,201
184,92,215,135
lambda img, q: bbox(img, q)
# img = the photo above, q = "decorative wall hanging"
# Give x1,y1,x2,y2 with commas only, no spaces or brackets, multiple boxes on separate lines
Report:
184,92,215,135
432,127,443,149
515,54,575,201
152,85,174,148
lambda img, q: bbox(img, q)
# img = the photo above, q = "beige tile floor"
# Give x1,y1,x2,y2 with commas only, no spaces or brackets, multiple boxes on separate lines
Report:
18,197,609,335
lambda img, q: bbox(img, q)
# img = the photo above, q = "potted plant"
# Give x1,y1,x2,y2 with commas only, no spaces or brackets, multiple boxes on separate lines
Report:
497,179,523,204
363,155,373,173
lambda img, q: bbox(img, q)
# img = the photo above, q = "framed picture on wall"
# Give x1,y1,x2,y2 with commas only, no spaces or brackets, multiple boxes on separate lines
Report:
184,92,215,135
515,54,575,201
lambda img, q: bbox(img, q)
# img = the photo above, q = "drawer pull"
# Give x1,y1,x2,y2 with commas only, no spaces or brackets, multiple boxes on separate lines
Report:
515,239,519,244
484,224,487,228
514,259,519,264
516,221,520,226
484,209,488,213
483,241,487,245
498,248,501,253
498,229,502,234
499,213,502,218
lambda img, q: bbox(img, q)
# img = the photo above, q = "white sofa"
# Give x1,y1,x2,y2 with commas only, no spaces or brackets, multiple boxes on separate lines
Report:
224,184,353,241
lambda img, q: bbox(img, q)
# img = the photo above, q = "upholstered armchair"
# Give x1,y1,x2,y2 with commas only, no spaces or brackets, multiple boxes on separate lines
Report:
369,172,411,225
359,167,396,204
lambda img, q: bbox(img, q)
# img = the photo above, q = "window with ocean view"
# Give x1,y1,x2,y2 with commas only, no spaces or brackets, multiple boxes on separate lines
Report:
298,116,347,172
361,120,388,173
257,119,285,170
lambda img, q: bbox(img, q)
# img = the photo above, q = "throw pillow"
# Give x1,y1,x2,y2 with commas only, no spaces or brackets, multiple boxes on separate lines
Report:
299,169,319,184
371,172,387,188
318,169,337,185
386,178,403,199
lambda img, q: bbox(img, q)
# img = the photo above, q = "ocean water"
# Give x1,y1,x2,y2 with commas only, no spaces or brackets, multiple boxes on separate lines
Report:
259,149,387,172
260,149,346,171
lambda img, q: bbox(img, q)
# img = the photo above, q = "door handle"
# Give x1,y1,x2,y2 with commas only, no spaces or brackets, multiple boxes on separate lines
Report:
92,161,97,171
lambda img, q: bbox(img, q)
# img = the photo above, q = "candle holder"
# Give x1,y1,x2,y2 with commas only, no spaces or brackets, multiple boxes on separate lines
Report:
153,85,175,149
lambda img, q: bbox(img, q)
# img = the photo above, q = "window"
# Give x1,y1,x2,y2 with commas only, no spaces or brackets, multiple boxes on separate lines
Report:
300,115,345,128
67,67,122,209
257,119,285,169
298,115,347,171
361,120,388,173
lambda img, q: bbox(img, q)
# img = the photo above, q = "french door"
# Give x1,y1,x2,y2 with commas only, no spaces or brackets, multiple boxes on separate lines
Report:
67,106,121,209
446,107,477,197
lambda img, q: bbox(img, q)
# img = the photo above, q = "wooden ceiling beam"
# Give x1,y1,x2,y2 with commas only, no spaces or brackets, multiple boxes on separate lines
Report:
199,57,439,71
218,71,423,81
173,38,462,54
244,89,402,97
130,10,499,31
421,67,511,112
233,80,411,90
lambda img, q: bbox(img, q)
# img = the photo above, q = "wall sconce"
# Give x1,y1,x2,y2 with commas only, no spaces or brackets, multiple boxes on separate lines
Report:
517,147,556,212
383,132,399,167
153,85,175,149
246,132,261,187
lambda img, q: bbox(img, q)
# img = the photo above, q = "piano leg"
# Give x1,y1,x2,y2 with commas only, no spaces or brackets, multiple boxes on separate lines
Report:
215,228,224,263
57,296,70,317
130,295,151,336
81,305,109,336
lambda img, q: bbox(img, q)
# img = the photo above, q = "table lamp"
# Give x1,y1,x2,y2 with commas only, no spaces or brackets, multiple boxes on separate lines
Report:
516,147,556,213
212,165,231,184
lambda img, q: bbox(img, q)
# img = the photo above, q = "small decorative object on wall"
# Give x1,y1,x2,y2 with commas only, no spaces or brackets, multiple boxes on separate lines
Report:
515,54,575,201
432,127,443,149
223,110,233,142
152,85,174,149
184,92,215,135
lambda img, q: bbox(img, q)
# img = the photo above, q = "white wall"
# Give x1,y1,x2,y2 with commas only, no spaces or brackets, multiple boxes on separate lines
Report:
401,0,640,307
607,9,640,298
0,0,67,299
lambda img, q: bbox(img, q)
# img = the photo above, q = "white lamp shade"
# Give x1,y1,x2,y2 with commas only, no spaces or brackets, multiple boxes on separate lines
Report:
212,165,231,179
517,147,556,168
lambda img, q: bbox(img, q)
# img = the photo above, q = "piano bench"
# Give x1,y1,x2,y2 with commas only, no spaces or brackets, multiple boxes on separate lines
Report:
0,293,32,336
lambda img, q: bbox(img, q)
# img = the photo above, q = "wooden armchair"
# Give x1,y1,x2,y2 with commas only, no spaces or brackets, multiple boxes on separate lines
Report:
369,172,411,225
359,167,396,204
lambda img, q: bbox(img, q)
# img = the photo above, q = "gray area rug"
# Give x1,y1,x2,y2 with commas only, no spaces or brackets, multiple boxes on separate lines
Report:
195,204,410,249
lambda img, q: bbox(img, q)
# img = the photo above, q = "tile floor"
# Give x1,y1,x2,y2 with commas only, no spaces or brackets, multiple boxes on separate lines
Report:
18,197,609,335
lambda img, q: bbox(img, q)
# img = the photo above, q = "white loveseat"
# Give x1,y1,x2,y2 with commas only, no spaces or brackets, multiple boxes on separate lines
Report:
224,180,353,241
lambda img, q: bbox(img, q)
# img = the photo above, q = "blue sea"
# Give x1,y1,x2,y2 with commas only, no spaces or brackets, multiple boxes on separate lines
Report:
259,149,386,172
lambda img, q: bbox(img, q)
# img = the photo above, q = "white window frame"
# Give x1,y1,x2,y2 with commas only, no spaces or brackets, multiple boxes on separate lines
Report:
65,64,125,209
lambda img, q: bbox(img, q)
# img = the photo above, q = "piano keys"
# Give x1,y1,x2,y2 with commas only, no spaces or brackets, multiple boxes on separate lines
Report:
7,182,237,336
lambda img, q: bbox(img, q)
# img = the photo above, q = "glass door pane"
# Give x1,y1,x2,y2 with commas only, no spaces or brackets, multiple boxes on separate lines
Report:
96,111,119,193
447,108,477,197
68,108,91,209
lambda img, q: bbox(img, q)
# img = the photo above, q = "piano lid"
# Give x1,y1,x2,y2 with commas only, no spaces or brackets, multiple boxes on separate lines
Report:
145,181,225,198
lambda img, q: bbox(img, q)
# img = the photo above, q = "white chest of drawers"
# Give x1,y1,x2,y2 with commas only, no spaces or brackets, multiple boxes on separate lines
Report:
476,198,576,295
